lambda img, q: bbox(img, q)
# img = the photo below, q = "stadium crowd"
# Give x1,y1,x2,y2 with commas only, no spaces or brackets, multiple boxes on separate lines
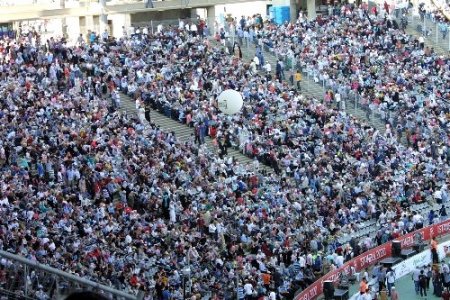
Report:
0,3,449,300
420,0,450,38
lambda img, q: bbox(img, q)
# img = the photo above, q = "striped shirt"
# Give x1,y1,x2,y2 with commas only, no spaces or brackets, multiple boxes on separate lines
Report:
237,287,244,300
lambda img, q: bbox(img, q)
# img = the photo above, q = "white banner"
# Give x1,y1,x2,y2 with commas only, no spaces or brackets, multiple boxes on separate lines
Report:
393,240,450,278
350,241,450,300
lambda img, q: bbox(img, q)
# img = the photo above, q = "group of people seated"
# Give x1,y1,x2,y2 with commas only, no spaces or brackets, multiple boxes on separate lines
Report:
0,3,449,300
425,0,450,29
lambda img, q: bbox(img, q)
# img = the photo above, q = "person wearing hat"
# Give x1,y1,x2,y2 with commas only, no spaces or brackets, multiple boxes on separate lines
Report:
442,287,450,300
391,286,398,300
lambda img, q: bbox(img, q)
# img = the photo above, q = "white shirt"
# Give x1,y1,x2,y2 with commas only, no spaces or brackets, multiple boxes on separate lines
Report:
244,283,253,295
335,255,344,267
412,269,420,281
299,256,306,268
269,291,276,300
208,223,216,233
386,271,395,283
412,214,423,224
125,234,132,244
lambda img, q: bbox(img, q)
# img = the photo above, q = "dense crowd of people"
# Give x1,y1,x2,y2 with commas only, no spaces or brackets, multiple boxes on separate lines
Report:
0,3,449,300
250,3,450,195
421,0,450,37
419,0,450,41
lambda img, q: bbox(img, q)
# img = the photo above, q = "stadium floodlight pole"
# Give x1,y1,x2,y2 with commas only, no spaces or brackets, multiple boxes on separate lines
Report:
0,250,139,300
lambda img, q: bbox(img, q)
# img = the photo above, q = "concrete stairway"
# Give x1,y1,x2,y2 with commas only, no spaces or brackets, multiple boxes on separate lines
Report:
117,91,269,170
401,14,449,55
239,42,387,134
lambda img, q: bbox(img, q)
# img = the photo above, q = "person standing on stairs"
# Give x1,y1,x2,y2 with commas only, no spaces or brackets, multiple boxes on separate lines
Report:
219,28,226,46
263,61,272,80
237,27,244,46
194,123,201,145
138,105,146,125
294,70,302,91
418,35,425,49
240,16,246,31
243,29,250,48
250,59,257,75
276,59,285,81
253,55,260,71
218,138,228,159
431,236,439,263
111,89,121,110
145,104,151,123
199,122,206,145
194,122,206,145
256,47,264,70
232,42,242,59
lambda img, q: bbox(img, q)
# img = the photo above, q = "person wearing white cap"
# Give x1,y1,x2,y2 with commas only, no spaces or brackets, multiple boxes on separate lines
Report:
390,287,398,300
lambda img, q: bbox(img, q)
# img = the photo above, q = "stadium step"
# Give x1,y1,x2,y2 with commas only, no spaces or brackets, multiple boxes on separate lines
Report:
400,14,449,55
117,91,270,170
238,42,387,135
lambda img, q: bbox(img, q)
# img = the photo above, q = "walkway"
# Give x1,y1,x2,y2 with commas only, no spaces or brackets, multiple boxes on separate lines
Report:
367,0,449,54
117,91,269,170
401,14,449,55
0,0,265,22
344,263,442,300
344,248,447,300
238,41,387,134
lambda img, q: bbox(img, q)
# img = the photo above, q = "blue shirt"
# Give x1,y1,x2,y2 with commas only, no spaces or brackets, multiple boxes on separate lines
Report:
162,289,171,300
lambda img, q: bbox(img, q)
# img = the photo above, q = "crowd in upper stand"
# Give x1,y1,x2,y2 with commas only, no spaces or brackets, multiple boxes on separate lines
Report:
421,0,450,36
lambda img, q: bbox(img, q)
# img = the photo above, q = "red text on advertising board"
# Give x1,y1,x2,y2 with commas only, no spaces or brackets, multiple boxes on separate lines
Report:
296,285,319,300
359,247,387,269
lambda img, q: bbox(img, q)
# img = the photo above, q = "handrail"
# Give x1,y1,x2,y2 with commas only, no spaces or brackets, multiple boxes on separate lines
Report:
253,25,450,126
0,251,140,300
294,217,450,300
430,0,450,22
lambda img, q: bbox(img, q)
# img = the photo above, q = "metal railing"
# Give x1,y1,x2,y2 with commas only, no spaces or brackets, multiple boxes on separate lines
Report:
404,11,450,52
0,251,141,300
132,16,219,35
251,37,390,129
239,15,450,135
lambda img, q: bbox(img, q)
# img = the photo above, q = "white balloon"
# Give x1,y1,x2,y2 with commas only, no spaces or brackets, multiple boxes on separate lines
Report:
217,89,243,115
